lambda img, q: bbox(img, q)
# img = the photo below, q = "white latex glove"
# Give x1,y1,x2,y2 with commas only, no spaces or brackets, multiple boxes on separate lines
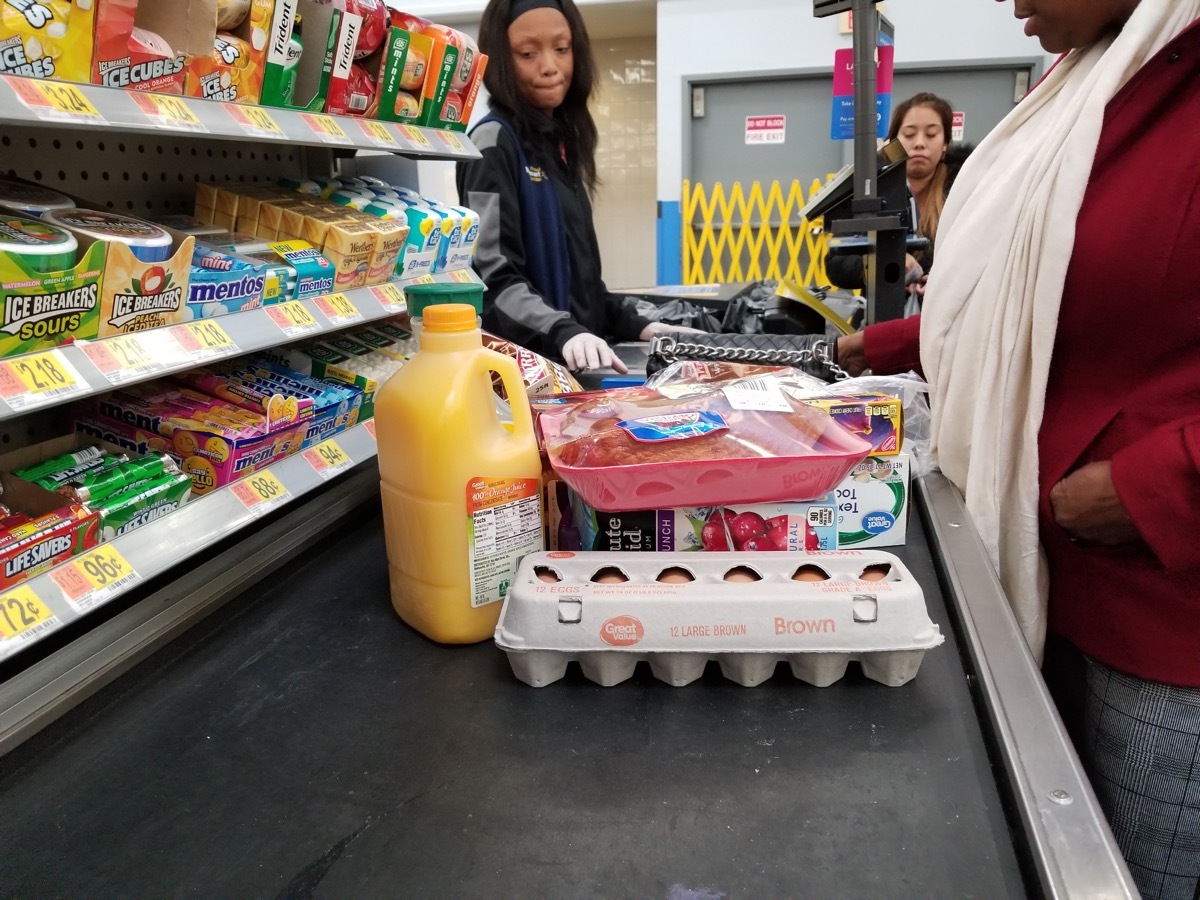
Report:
562,332,628,374
638,322,705,341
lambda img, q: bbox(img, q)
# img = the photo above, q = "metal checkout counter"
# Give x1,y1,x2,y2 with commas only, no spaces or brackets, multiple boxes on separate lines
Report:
0,0,1137,895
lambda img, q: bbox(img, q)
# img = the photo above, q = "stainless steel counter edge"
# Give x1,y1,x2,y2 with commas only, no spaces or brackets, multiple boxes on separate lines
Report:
916,473,1137,899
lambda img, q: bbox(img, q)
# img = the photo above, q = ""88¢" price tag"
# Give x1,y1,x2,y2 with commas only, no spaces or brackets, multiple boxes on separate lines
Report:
230,470,291,516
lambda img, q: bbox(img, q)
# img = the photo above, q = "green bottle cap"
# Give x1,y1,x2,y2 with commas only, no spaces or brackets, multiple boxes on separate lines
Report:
404,281,483,320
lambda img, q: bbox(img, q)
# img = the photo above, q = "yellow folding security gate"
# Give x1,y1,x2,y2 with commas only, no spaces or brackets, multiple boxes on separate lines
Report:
681,178,833,287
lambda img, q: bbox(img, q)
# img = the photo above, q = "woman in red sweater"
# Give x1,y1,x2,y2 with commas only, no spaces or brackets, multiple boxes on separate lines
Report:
837,2,1200,896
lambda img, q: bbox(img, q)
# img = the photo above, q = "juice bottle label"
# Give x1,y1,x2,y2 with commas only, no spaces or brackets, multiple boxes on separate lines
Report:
467,476,543,608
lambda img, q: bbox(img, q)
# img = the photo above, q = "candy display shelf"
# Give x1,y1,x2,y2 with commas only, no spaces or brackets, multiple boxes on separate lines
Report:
0,74,479,160
0,270,480,421
0,419,379,664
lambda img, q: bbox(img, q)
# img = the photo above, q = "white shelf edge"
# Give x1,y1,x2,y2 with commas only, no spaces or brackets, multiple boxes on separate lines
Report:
0,269,482,421
0,74,480,161
0,420,379,663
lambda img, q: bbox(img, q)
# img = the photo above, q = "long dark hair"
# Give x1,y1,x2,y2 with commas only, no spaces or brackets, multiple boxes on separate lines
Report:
887,92,953,246
478,0,600,193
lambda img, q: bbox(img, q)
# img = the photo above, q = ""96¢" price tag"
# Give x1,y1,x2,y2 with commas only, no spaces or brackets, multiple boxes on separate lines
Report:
50,547,142,613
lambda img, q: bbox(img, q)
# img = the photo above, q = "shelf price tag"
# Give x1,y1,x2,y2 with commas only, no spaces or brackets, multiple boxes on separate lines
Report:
51,547,141,613
225,102,284,138
5,75,107,125
299,113,352,144
370,283,405,313
0,585,59,656
435,131,465,152
314,292,362,326
359,119,399,148
230,470,291,516
171,320,238,361
80,331,176,385
363,420,377,440
410,274,437,285
266,301,322,339
130,92,207,132
447,269,476,284
399,125,432,149
303,439,354,480
0,350,87,411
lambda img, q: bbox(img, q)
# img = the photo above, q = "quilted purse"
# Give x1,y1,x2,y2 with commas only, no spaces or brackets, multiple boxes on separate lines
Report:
646,332,850,382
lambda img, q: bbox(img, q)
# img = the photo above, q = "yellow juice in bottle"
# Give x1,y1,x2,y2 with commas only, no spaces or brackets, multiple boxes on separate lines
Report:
374,295,543,643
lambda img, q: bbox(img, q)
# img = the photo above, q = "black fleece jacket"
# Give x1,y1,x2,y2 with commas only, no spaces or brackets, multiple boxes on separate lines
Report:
825,142,974,290
456,115,651,361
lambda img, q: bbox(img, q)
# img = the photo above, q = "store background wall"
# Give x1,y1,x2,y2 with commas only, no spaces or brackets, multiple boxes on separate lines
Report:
656,0,1058,284
403,1,657,289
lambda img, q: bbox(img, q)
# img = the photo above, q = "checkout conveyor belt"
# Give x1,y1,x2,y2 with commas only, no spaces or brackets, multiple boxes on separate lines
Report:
0,477,1135,897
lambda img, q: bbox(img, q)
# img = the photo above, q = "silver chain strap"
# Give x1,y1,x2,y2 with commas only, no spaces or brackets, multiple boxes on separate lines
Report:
650,335,852,382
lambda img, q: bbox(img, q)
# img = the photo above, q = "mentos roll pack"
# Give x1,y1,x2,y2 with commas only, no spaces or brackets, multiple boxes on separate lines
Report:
187,243,269,318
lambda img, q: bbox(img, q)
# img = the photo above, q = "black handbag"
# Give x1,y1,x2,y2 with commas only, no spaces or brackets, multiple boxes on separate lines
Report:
645,332,850,382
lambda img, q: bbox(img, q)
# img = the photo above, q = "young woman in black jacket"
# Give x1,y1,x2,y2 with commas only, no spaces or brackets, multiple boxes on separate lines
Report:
825,93,971,306
457,0,693,372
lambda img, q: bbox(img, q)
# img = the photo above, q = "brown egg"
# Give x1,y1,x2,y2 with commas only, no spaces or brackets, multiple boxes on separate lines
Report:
724,566,762,583
535,567,561,583
859,564,891,582
592,566,629,584
657,567,695,584
792,565,830,582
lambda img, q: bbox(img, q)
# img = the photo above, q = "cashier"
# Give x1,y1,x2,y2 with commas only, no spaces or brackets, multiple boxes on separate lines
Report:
835,1,1200,895
458,0,694,373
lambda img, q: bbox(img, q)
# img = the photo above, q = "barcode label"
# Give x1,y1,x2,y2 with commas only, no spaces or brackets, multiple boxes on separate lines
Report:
349,94,369,112
0,616,61,659
723,379,793,412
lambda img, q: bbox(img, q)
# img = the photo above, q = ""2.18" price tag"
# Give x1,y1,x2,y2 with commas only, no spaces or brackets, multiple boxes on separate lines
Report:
0,349,87,411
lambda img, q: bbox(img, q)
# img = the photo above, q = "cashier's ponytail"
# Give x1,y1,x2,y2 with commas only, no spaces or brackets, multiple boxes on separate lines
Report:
479,0,600,193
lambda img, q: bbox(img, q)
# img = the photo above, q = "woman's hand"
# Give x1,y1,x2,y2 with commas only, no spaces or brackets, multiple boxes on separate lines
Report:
562,333,628,373
639,322,705,341
1049,460,1140,545
835,331,869,377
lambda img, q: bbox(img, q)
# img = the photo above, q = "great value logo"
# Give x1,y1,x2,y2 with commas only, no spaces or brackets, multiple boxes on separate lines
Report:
600,615,644,647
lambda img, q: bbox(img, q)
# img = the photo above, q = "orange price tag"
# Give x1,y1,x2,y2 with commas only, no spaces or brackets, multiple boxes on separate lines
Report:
225,102,284,137
448,269,476,284
363,420,377,439
0,350,87,411
370,283,405,313
400,125,432,148
266,301,321,338
314,292,362,326
50,547,141,613
299,113,351,144
131,92,207,132
230,470,291,515
410,274,437,285
436,131,465,152
302,439,354,480
359,119,399,147
80,332,173,385
171,320,237,361
5,75,106,124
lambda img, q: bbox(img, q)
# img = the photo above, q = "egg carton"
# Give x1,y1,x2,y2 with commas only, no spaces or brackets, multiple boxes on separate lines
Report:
495,551,943,688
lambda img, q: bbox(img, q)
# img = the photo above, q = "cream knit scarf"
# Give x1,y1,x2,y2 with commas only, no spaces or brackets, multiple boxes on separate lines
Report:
919,0,1200,658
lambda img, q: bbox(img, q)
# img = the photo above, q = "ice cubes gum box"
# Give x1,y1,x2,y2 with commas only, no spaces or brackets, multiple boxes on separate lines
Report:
495,550,944,688
0,0,96,83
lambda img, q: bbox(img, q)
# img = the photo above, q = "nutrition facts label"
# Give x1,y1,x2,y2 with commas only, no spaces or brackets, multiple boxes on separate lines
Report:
467,477,543,608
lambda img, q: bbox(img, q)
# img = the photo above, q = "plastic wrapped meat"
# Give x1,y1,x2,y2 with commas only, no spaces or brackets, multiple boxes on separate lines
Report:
541,383,873,511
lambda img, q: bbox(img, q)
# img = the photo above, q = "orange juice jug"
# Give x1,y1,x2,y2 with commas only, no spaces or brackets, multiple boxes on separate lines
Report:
374,296,543,643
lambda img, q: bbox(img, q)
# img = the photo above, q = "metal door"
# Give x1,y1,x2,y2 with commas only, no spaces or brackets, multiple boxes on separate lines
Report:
684,62,1036,285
